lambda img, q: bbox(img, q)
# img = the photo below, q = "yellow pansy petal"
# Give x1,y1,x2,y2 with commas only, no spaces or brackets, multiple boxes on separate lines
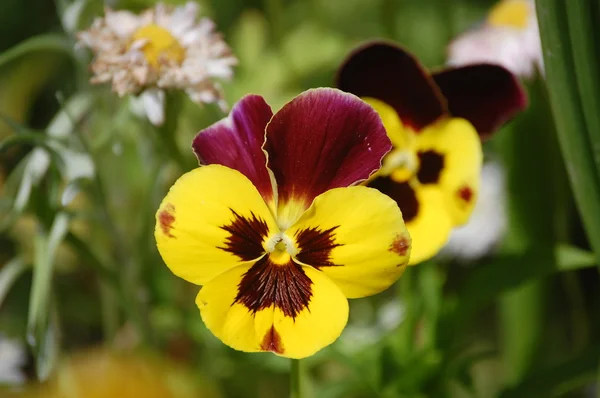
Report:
414,117,482,225
406,184,454,265
287,186,410,299
363,97,412,149
196,261,349,359
155,165,278,285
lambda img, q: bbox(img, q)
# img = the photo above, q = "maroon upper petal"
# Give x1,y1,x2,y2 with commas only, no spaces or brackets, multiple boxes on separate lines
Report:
432,64,528,139
192,95,275,203
336,41,447,131
264,88,391,208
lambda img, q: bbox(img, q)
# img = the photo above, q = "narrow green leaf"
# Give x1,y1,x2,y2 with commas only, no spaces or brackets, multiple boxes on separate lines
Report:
27,212,69,380
555,244,597,271
500,345,600,398
537,0,600,267
0,257,28,307
0,34,72,69
564,1,600,180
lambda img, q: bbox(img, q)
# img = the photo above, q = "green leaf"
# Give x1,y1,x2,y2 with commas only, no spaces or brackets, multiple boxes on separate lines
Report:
537,0,600,268
500,345,600,398
0,34,72,69
0,257,28,307
453,243,596,324
555,244,597,271
27,212,69,381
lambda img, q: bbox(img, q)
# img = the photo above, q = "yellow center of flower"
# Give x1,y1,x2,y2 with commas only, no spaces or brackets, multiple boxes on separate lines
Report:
130,24,185,67
487,0,530,29
265,233,297,265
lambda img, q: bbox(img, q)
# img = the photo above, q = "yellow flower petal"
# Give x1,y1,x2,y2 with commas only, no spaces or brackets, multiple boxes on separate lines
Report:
406,183,454,265
196,262,348,359
363,97,412,149
155,165,278,285
414,117,482,225
287,186,410,298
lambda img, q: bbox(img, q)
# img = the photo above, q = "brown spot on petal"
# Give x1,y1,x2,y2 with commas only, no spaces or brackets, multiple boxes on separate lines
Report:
235,256,312,319
159,204,176,238
295,226,342,268
458,186,473,202
417,150,444,184
219,209,270,261
389,235,410,256
260,326,284,354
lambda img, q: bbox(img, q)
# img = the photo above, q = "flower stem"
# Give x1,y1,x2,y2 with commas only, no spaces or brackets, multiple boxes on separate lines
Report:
290,359,303,398
156,92,191,171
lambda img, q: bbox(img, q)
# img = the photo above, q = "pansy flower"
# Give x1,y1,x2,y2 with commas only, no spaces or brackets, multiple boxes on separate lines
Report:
154,88,412,359
448,0,543,79
77,2,237,126
337,42,526,264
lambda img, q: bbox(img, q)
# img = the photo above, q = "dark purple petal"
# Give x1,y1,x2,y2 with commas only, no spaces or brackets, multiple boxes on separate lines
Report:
192,95,275,204
432,64,528,139
265,88,391,209
336,41,447,131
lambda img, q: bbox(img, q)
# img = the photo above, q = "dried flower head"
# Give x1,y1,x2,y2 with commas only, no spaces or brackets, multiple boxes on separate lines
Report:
77,2,237,125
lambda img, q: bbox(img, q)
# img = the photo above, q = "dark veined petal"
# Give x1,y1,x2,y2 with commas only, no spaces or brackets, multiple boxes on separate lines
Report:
287,186,410,298
155,165,278,285
336,41,447,131
432,64,528,139
196,259,348,359
192,95,276,206
265,88,391,227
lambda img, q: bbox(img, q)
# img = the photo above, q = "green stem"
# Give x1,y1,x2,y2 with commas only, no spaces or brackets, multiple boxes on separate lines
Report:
290,359,303,398
156,92,190,171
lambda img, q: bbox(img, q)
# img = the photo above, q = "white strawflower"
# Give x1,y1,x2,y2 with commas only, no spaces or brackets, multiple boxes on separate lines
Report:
448,0,543,79
77,2,237,125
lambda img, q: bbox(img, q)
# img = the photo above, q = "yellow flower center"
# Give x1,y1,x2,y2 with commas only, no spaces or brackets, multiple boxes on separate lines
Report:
130,24,185,67
265,233,297,265
487,0,530,29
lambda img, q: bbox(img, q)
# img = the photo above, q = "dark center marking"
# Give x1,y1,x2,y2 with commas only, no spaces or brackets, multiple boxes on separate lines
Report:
260,326,284,354
234,256,312,319
219,209,269,261
389,234,410,256
158,204,176,238
416,150,444,184
370,177,419,223
294,226,342,268
458,186,473,202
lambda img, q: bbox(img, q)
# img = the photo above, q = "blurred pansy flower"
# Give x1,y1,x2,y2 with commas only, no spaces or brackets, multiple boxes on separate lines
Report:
155,88,411,359
337,42,526,264
77,2,237,126
448,0,543,78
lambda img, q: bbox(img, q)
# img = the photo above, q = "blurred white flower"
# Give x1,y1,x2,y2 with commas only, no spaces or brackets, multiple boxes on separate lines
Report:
440,161,507,263
0,336,26,385
447,0,543,79
77,2,237,125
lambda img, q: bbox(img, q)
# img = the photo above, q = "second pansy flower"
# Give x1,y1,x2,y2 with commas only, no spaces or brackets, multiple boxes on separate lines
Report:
337,42,527,264
155,88,411,359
